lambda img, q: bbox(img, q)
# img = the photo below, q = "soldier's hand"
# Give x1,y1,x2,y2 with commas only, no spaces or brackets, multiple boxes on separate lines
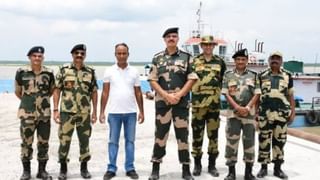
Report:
53,111,60,124
236,106,249,117
91,112,97,124
166,93,179,105
99,113,106,124
138,112,144,124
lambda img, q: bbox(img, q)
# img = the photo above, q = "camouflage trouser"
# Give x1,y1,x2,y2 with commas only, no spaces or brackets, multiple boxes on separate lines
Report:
258,118,287,164
191,107,220,158
225,117,255,166
20,117,50,162
151,107,190,164
58,112,92,162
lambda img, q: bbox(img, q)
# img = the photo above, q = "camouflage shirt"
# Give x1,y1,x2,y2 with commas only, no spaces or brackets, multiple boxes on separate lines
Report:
55,63,98,114
148,49,198,108
15,66,55,119
191,53,226,108
222,69,261,119
258,68,294,121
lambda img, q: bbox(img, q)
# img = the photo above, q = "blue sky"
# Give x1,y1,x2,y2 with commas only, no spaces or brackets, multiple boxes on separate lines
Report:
0,0,319,62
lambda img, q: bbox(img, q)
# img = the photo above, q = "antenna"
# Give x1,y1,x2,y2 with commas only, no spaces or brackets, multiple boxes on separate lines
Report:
314,53,318,73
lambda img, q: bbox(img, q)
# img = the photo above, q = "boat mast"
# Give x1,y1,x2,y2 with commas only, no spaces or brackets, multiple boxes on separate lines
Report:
196,1,202,38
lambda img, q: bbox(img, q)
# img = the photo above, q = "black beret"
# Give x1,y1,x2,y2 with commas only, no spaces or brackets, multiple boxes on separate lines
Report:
162,27,179,38
232,48,248,59
70,44,87,53
27,46,45,56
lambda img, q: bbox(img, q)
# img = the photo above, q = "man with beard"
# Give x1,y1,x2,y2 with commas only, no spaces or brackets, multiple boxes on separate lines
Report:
53,44,98,180
15,46,54,180
147,27,198,180
256,51,295,180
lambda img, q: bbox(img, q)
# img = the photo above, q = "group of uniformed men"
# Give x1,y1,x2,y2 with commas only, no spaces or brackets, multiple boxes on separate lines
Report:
15,27,295,180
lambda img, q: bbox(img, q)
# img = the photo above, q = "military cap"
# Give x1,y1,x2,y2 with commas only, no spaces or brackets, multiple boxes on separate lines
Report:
232,48,248,59
70,44,87,53
162,27,179,38
200,35,217,44
269,51,283,59
27,46,45,56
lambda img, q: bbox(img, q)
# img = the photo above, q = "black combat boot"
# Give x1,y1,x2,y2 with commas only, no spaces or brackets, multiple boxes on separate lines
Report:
273,162,288,179
148,162,160,180
257,164,267,178
80,161,92,179
58,162,67,180
36,160,52,180
208,154,219,177
224,166,236,180
192,156,202,176
20,161,31,180
244,163,256,180
182,164,194,180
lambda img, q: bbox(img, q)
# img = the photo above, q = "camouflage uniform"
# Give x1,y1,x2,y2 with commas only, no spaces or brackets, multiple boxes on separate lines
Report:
55,63,98,162
148,49,198,164
15,66,55,162
257,68,293,164
221,69,261,166
191,53,226,158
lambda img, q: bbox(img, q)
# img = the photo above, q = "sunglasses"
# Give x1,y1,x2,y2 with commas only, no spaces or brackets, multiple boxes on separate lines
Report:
74,51,86,56
165,34,178,38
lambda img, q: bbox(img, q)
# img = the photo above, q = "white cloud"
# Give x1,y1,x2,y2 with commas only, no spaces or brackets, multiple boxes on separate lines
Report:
0,0,319,62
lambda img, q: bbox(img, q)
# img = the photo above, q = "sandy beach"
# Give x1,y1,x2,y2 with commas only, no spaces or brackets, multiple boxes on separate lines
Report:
1,92,320,180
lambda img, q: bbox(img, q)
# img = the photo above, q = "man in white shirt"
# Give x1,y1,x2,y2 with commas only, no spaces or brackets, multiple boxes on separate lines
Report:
99,43,144,180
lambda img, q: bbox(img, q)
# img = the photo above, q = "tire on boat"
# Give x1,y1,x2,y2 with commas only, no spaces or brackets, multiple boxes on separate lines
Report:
305,111,318,125
317,111,320,124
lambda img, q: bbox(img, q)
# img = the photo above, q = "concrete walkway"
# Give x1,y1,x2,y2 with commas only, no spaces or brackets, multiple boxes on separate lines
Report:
1,93,320,180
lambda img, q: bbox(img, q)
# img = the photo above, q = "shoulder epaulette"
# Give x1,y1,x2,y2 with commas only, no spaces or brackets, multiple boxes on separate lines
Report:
17,65,32,73
84,65,95,72
194,53,203,59
60,63,71,69
42,66,53,73
282,68,292,75
247,69,257,75
225,70,233,75
16,67,25,72
213,54,224,61
258,68,270,75
153,51,165,58
179,49,191,57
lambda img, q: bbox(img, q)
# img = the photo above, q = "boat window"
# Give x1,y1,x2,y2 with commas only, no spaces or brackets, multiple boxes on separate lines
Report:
219,46,227,56
317,82,320,92
193,45,200,56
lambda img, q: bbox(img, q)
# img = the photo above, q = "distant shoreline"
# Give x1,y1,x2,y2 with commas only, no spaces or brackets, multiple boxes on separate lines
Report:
1,60,320,67
0,60,150,66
